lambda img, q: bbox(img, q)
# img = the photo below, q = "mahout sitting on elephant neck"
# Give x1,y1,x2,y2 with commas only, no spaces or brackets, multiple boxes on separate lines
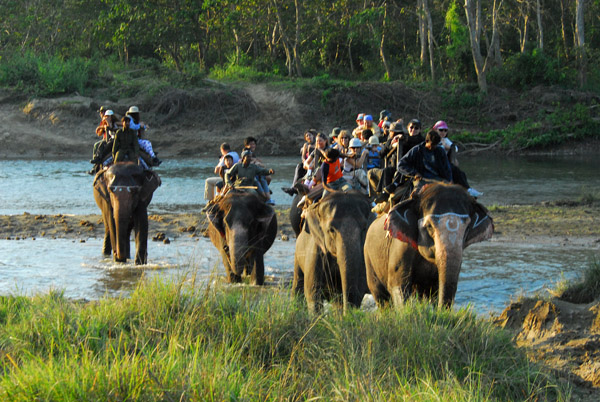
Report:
93,161,161,265
365,182,493,309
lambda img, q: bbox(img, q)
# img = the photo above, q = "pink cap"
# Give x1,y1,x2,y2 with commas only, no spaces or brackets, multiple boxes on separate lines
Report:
433,120,448,130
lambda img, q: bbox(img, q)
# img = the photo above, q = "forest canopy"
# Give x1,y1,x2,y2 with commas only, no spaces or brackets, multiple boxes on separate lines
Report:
0,0,598,95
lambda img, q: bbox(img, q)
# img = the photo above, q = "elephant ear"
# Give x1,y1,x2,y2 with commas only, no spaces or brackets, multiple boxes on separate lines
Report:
206,203,226,237
93,172,110,202
255,201,276,235
465,200,494,247
304,204,328,254
140,170,161,204
384,197,419,250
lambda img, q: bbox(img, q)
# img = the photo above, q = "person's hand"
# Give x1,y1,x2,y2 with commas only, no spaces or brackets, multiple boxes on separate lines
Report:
414,174,422,181
268,169,275,175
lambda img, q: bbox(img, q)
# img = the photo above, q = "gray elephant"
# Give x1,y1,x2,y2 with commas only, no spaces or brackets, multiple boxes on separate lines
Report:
206,191,277,285
293,191,373,313
364,182,493,308
93,162,161,264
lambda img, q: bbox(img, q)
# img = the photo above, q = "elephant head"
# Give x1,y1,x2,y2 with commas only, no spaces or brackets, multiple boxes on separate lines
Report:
385,183,493,307
93,162,161,264
302,191,373,309
206,192,276,284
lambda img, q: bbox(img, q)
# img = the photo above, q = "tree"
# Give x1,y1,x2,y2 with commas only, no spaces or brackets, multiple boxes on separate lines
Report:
464,0,503,92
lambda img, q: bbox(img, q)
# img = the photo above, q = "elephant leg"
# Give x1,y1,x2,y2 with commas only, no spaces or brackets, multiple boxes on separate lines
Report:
221,247,241,283
292,258,304,297
100,204,115,257
251,253,265,286
133,206,148,265
304,252,324,314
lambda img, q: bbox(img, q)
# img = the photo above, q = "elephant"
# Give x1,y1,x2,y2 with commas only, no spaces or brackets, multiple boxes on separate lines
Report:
289,193,303,236
293,191,374,314
206,191,277,285
364,182,494,309
93,162,161,264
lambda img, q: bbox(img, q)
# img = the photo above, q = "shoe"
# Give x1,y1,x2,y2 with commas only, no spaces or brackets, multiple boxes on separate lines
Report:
90,157,102,164
152,157,162,166
293,183,310,195
467,188,483,197
266,199,276,205
281,187,297,196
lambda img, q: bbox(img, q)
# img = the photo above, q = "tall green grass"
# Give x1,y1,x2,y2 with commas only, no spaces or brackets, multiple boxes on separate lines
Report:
0,276,569,401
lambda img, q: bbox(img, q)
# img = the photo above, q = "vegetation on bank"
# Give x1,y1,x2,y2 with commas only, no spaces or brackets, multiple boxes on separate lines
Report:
555,258,600,304
0,277,570,400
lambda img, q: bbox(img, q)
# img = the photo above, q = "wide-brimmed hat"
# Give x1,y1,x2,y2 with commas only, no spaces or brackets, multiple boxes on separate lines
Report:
390,122,405,133
104,110,114,116
127,105,140,114
330,127,341,138
368,136,380,145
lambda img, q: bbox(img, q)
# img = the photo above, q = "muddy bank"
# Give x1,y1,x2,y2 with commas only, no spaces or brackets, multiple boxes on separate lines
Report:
0,207,296,243
2,201,598,245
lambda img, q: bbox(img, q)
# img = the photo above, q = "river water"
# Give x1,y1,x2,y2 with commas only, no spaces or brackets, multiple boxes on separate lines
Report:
0,155,599,313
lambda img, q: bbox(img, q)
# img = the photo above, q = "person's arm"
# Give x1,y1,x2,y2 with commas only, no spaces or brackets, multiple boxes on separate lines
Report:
320,161,330,184
256,166,274,176
225,164,237,186
214,156,225,175
397,147,420,178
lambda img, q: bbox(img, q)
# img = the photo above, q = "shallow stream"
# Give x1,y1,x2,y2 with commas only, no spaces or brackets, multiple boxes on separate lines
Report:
0,156,598,313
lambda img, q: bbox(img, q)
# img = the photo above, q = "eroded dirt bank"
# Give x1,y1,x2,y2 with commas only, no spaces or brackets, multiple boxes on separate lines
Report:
2,82,600,160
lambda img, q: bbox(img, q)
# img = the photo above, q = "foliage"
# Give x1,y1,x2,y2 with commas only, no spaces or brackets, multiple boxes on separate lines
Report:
488,49,569,89
0,53,96,96
453,103,598,150
2,0,600,89
557,257,600,303
0,278,570,401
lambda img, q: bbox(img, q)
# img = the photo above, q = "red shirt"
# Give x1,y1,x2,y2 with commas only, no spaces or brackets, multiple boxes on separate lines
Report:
321,158,343,183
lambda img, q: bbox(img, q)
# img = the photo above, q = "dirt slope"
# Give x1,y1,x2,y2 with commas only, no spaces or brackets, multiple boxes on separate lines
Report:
1,82,599,159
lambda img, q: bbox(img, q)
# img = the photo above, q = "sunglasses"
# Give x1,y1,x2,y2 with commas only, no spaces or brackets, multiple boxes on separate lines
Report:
438,128,448,132
408,126,420,130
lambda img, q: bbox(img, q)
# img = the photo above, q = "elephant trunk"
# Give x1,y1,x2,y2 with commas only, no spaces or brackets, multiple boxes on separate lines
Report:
111,193,135,263
228,225,250,276
434,240,465,308
335,232,367,311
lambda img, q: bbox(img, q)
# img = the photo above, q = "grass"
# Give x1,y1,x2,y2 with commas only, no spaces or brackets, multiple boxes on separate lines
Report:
0,276,570,401
556,257,600,304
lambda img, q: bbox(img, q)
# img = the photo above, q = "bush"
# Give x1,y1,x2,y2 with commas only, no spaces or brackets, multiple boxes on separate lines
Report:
489,49,568,89
0,52,95,96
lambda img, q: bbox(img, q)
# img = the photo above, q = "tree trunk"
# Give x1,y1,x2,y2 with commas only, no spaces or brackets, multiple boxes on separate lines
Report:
560,0,569,58
418,0,427,65
520,15,529,53
293,0,302,77
575,0,586,86
379,1,391,80
464,0,503,93
425,0,435,81
536,0,544,50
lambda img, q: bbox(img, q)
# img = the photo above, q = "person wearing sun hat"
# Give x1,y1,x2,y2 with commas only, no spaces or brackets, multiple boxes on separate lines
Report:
125,105,161,167
432,120,483,197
